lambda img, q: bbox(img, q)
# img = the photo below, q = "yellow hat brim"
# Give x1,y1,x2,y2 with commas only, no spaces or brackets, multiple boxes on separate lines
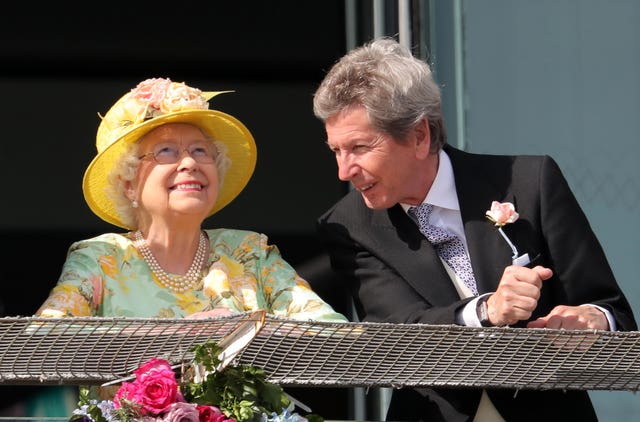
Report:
82,109,257,229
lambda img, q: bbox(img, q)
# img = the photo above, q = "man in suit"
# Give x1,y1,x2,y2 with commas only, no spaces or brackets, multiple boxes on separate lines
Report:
312,37,637,421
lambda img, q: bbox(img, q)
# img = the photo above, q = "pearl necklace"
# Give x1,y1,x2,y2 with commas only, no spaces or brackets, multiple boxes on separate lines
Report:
133,230,208,293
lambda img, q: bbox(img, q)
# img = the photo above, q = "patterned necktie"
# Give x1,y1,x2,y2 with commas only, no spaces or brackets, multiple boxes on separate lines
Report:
409,203,478,295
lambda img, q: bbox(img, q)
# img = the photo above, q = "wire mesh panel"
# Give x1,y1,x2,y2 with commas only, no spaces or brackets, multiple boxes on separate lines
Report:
1,313,639,391
0,314,251,384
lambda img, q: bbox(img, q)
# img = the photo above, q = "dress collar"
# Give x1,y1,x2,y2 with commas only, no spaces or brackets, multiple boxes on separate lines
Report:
401,149,460,212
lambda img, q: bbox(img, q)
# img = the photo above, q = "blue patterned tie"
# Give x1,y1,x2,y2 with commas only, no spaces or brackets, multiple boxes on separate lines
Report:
409,203,478,295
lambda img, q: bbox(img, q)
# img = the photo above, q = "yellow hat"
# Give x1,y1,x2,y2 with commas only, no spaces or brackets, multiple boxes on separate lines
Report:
82,78,257,229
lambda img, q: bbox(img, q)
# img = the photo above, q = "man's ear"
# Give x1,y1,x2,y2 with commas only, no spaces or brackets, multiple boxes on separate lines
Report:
414,118,431,159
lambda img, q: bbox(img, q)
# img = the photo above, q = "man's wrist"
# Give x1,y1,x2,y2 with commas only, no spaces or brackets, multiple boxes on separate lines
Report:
476,295,493,327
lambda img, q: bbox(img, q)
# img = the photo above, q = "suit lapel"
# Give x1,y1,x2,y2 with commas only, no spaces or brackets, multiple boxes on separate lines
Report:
371,206,462,305
445,146,516,293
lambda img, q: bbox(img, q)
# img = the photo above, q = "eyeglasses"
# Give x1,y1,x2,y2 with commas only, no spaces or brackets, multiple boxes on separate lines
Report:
138,142,217,165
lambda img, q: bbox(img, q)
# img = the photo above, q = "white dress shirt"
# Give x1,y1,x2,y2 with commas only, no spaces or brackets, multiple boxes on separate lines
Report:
401,150,481,316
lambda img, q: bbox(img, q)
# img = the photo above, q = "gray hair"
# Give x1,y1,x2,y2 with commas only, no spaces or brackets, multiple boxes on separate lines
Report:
107,135,231,229
313,37,446,152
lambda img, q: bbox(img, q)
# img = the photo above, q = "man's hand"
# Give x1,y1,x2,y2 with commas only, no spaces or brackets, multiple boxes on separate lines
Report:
526,305,609,330
486,265,553,326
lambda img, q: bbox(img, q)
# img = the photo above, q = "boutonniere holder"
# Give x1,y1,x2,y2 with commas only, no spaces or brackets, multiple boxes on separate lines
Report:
485,201,530,266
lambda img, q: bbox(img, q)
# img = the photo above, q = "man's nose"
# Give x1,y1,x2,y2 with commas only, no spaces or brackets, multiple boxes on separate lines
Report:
337,154,358,181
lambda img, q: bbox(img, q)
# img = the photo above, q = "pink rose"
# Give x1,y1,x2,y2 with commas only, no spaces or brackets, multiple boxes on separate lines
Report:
485,201,519,226
485,201,523,261
114,380,143,409
114,358,184,415
161,402,200,422
136,358,185,413
197,405,235,422
131,78,172,110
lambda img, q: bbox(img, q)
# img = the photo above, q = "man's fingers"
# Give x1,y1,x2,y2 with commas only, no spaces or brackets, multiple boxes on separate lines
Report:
525,305,608,330
526,318,547,328
531,265,553,281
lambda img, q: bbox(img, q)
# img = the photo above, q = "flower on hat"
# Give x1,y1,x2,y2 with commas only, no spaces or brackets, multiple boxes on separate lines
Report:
128,78,210,122
98,78,215,150
485,201,520,260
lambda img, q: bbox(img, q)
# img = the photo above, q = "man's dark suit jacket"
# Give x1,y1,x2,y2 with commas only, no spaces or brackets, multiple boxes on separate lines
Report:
317,145,637,421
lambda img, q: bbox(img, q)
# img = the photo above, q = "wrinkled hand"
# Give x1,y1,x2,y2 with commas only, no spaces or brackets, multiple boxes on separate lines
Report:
187,308,234,319
526,305,609,330
486,265,553,326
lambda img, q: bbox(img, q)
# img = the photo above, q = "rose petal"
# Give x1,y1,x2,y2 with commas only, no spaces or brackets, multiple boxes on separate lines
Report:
485,201,519,226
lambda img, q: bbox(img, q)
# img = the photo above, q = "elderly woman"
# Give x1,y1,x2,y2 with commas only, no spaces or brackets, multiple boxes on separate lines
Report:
36,77,347,323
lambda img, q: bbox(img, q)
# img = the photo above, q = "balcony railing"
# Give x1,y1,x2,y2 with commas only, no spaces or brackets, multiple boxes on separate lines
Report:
1,312,639,391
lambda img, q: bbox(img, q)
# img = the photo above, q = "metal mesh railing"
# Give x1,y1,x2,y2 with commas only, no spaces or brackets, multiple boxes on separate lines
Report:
1,313,639,391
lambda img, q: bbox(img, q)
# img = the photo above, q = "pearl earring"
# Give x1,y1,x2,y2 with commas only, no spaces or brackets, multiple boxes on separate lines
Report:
132,200,139,208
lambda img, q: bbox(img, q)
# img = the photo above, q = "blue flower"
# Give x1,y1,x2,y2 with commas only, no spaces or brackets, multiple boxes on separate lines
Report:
260,404,308,422
71,399,117,422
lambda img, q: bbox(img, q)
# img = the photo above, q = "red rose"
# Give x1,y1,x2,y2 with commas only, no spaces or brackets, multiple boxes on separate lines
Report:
197,404,236,422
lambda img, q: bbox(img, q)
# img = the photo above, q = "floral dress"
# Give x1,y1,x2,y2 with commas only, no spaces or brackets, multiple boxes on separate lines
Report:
36,229,347,323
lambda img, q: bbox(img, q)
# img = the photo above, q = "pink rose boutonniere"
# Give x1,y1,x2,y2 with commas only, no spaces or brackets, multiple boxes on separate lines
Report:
485,201,530,266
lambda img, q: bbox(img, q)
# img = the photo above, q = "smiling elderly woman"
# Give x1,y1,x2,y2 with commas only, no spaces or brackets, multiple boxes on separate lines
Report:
36,78,347,322
107,129,230,234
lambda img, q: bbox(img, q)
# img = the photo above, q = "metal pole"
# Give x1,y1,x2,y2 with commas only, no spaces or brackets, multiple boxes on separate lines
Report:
345,0,358,50
398,0,411,48
452,0,466,150
373,0,385,38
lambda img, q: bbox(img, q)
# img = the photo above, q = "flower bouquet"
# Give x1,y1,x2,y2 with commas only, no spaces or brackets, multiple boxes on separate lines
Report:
69,341,321,422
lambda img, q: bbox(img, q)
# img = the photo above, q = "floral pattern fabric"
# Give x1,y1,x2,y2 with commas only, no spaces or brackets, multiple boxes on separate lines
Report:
36,229,347,323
